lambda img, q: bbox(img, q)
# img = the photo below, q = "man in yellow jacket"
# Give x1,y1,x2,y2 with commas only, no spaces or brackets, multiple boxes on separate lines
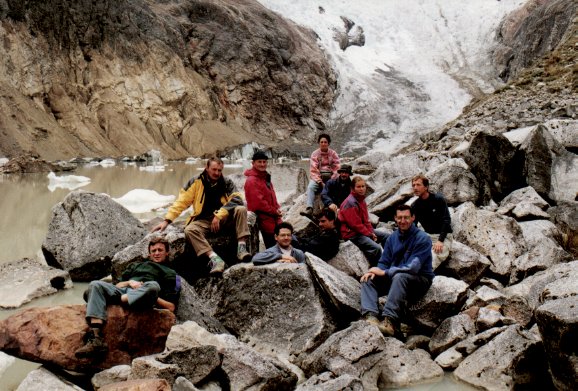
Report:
153,157,251,274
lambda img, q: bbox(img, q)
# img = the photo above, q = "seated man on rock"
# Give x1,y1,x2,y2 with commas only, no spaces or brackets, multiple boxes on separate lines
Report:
321,164,353,213
411,174,453,266
253,222,305,265
75,237,179,359
293,208,340,261
360,204,434,338
152,157,252,274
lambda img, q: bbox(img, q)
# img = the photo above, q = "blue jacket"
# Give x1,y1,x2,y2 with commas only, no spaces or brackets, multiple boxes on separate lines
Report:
321,177,351,208
378,225,434,280
252,244,306,265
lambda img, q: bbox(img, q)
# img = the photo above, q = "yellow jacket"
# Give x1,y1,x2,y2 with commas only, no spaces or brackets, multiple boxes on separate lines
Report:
165,171,244,224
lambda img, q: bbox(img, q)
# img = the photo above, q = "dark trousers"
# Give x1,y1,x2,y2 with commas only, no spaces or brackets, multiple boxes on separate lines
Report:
361,273,431,323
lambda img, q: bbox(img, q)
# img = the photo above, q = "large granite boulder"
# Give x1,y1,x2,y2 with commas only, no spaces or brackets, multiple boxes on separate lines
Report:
499,186,550,210
510,238,572,284
410,276,469,332
518,219,566,249
91,365,132,390
0,258,72,309
156,321,298,390
434,241,491,286
305,252,361,318
0,305,174,372
548,201,578,257
535,296,578,391
428,314,476,357
366,177,413,220
453,325,551,390
452,202,527,277
326,241,370,280
213,263,335,358
452,130,522,204
174,278,227,333
424,158,479,205
42,191,147,281
15,366,84,391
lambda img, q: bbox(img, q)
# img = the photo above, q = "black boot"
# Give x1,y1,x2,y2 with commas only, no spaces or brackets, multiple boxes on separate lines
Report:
75,327,108,359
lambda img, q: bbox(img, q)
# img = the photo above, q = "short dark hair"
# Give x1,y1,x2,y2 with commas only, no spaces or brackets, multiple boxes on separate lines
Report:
350,176,365,189
411,174,429,188
206,156,224,167
148,237,170,252
395,204,414,216
315,208,336,221
274,221,294,235
318,133,331,144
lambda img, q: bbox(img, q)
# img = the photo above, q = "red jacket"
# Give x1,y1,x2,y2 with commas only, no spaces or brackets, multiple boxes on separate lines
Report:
338,191,374,240
244,168,282,234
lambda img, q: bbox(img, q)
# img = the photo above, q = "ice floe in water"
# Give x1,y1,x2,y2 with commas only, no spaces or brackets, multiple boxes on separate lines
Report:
47,172,91,192
113,189,175,214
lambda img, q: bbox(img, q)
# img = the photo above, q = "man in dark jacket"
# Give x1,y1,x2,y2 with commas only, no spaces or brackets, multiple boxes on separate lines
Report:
411,174,453,267
75,237,180,359
293,208,340,261
244,150,282,249
360,204,433,338
321,164,353,213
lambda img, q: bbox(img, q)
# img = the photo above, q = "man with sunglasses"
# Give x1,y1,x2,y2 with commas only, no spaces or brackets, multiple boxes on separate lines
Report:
359,204,433,338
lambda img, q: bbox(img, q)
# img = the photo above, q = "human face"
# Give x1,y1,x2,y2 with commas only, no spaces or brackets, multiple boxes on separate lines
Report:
339,172,350,181
353,180,366,197
206,161,224,182
319,137,330,152
252,159,268,172
275,228,293,249
149,243,169,263
412,179,428,199
318,216,335,231
394,209,415,233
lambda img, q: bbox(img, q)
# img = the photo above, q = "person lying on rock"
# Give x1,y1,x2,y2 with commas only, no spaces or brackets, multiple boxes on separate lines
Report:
75,237,180,359
252,222,305,265
321,163,353,213
292,208,340,261
152,156,252,274
303,133,340,216
411,174,453,267
338,176,387,265
360,204,434,338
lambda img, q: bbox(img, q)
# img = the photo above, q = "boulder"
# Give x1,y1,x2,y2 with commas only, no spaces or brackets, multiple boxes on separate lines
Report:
410,276,469,332
283,195,320,237
0,305,174,372
428,314,475,356
475,307,505,332
434,241,490,286
535,296,578,391
366,177,413,220
173,377,201,391
452,202,527,277
295,372,363,391
42,191,147,281
504,260,578,310
0,258,72,309
454,325,551,390
509,238,572,284
174,278,227,333
464,286,506,309
424,158,479,205
550,148,578,203
548,201,578,257
326,241,370,280
0,154,69,174
304,253,361,318
92,365,132,390
214,263,335,358
100,379,171,391
162,321,297,391
15,366,84,391
0,351,15,378
453,130,522,204
511,202,551,220
501,295,533,328
499,186,549,210
518,219,566,249
367,150,448,186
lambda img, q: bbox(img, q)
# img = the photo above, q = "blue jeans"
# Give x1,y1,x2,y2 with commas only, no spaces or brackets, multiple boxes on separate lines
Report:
361,273,431,323
306,180,322,208
349,230,388,265
85,280,160,322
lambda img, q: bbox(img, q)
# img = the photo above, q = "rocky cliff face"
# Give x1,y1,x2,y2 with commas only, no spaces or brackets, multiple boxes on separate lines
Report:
0,0,335,160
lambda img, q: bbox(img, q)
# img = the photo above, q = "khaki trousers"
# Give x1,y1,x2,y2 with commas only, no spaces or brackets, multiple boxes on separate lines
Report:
184,206,250,257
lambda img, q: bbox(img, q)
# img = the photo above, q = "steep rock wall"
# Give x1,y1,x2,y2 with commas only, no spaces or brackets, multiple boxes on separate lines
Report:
0,0,335,160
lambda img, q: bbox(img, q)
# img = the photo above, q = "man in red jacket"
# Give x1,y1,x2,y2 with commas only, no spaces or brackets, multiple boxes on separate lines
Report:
244,150,283,249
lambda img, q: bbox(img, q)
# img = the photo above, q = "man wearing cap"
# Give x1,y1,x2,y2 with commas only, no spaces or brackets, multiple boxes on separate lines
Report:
244,150,283,249
321,164,353,213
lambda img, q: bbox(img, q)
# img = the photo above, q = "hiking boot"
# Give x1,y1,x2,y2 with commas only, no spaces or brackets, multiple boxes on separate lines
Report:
380,317,397,337
75,330,108,359
208,255,226,274
304,207,313,216
237,243,252,262
363,313,382,329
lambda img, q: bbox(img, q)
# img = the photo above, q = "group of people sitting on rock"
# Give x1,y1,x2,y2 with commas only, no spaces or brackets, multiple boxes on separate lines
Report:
75,133,454,358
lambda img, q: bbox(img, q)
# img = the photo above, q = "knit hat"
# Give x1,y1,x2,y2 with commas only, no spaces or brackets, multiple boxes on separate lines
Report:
252,150,269,161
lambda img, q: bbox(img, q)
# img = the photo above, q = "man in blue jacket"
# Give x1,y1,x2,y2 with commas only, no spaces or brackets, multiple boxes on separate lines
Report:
252,222,305,265
360,204,434,337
